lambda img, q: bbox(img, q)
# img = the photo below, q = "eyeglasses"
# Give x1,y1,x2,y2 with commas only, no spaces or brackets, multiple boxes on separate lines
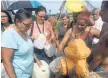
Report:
21,21,32,27
37,15,46,18
1,16,8,18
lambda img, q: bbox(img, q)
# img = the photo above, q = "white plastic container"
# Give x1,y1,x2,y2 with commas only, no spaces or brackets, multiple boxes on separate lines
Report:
32,60,50,78
44,43,56,57
33,34,46,49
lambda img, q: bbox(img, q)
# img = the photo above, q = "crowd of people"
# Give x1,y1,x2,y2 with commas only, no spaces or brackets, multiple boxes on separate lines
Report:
1,1,108,78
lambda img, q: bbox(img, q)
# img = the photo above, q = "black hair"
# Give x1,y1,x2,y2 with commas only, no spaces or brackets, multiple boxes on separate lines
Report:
35,6,47,15
14,9,32,24
1,10,13,24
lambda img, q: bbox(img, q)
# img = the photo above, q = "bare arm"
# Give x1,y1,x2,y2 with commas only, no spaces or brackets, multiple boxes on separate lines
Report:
34,56,40,62
53,29,61,55
34,56,42,67
89,17,95,26
90,27,100,38
89,53,102,72
89,32,108,71
1,48,16,78
59,28,72,53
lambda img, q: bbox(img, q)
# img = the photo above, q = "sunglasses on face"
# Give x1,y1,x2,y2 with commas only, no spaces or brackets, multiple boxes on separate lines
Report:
21,21,32,27
1,16,8,18
37,15,46,18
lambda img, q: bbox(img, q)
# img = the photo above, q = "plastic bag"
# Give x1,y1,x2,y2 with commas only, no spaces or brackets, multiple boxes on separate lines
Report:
1,63,5,78
33,34,46,49
1,63,8,78
32,60,50,78
44,43,56,57
54,48,59,57
49,57,62,73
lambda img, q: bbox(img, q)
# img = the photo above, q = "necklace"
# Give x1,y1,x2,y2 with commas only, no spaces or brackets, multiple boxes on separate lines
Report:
73,26,87,39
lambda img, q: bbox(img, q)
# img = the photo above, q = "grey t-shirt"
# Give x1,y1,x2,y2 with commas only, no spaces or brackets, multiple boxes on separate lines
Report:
58,23,67,42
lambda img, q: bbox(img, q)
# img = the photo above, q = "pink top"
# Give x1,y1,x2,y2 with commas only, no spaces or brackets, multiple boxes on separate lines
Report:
29,20,54,44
